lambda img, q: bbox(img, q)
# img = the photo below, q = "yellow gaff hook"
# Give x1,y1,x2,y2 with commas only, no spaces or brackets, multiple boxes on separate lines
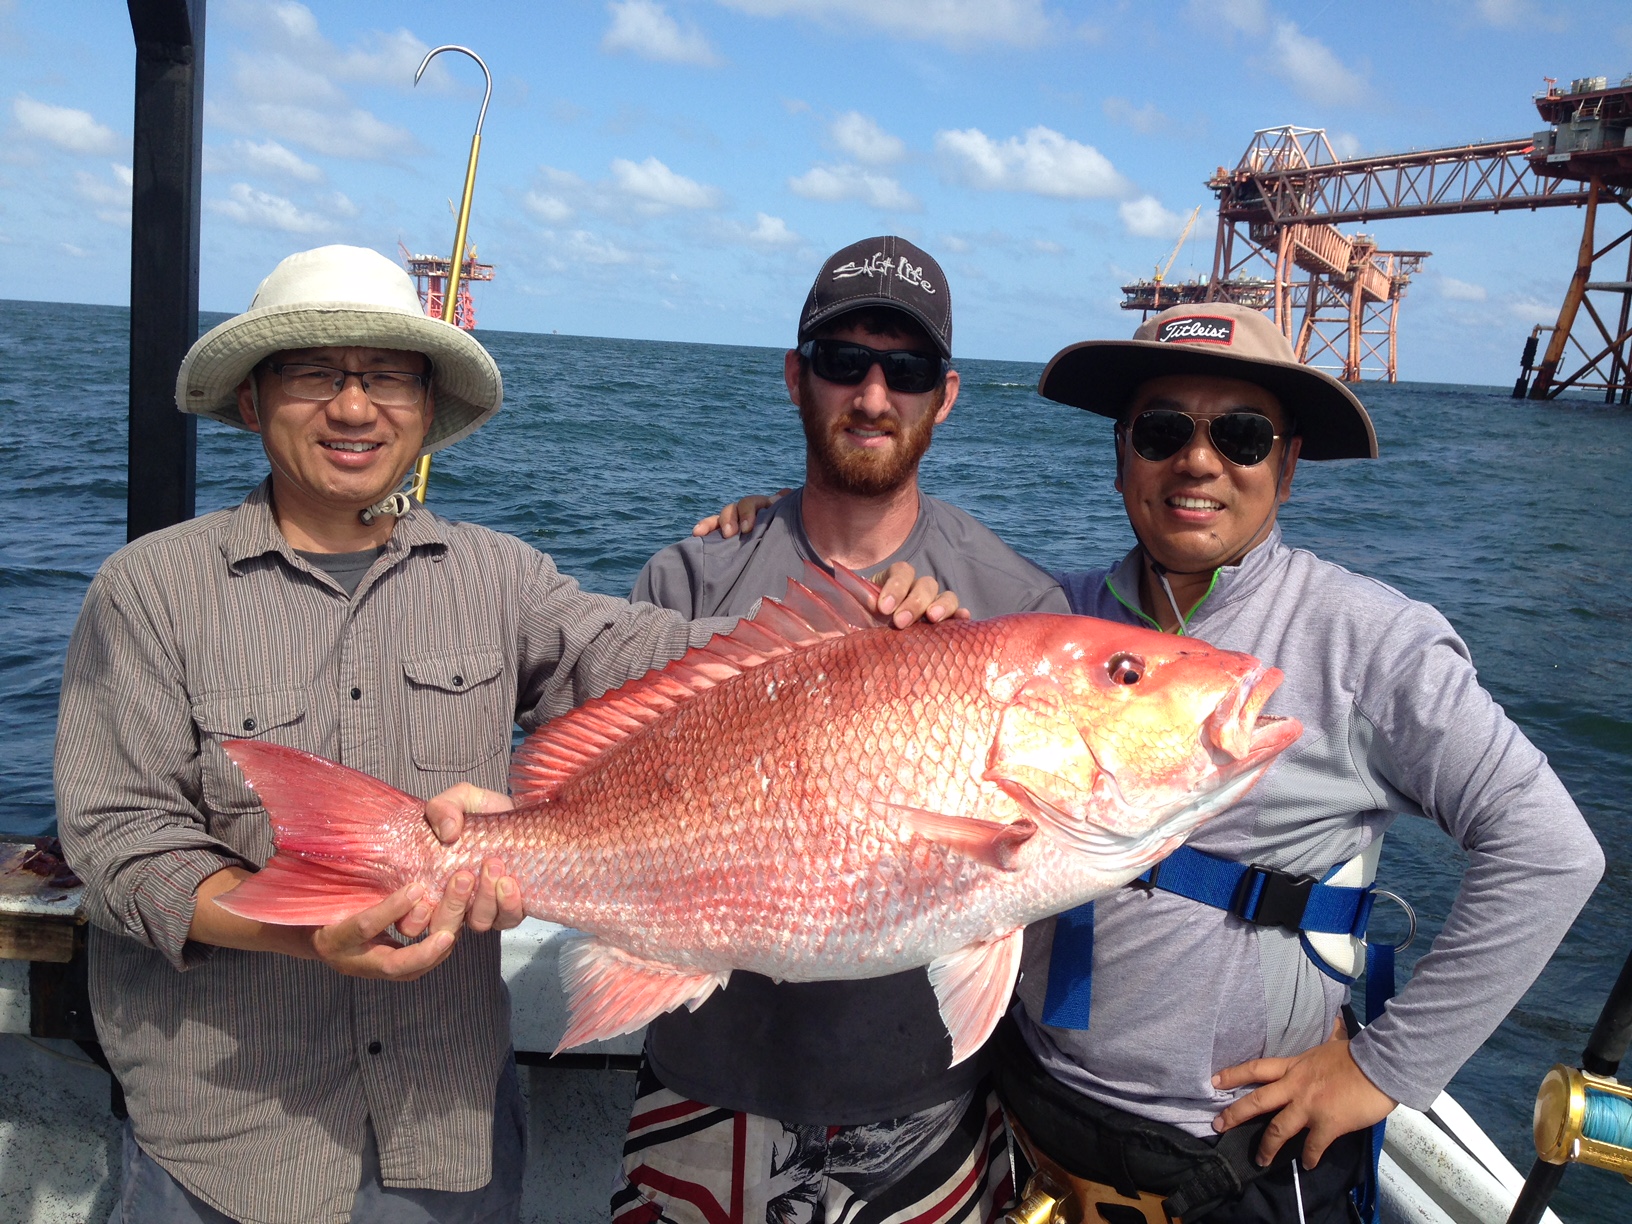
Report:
409,45,493,505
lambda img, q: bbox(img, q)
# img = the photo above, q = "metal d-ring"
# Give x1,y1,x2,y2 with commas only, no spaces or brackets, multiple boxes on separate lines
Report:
1372,889,1417,952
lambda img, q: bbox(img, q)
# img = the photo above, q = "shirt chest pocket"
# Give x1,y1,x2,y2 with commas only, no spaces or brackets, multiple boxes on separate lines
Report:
402,650,510,773
192,688,308,817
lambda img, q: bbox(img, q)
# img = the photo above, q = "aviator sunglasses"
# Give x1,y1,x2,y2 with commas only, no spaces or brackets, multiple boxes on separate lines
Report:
799,339,948,395
1126,408,1284,468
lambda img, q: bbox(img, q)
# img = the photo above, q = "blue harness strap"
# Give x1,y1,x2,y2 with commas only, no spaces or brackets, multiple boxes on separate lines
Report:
1041,845,1378,1030
1039,844,1399,1223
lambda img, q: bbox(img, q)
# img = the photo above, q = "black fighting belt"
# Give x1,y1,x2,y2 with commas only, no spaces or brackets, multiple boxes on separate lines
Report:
991,1017,1291,1221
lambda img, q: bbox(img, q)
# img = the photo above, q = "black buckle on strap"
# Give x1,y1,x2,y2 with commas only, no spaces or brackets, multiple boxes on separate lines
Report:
1230,865,1316,932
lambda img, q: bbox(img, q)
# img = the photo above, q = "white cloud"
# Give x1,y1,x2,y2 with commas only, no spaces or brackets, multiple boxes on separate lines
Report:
603,0,723,66
230,101,418,160
1031,238,1065,255
74,166,131,224
557,229,636,265
830,112,905,165
1329,132,1363,160
12,95,119,155
219,138,325,182
935,125,1130,199
208,182,332,234
1472,0,1526,24
788,164,919,210
738,212,801,247
61,242,89,258
610,156,722,211
1201,0,1268,33
1440,276,1488,302
1270,23,1367,106
1119,196,1188,239
716,0,1053,49
1102,97,1170,136
212,4,421,159
525,191,575,224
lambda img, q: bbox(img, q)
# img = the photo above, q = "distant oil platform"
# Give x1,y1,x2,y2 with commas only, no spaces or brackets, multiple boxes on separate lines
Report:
1128,74,1632,399
400,241,495,332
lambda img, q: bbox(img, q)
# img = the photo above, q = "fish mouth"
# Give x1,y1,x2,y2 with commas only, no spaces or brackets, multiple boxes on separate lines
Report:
1207,666,1300,766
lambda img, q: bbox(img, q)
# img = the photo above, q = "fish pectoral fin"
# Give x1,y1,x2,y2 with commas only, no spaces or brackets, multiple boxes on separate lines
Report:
985,676,1100,824
927,929,1026,1066
555,937,729,1054
876,802,1037,871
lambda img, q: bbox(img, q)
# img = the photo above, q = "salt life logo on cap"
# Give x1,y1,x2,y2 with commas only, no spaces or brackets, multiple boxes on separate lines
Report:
830,251,937,295
1158,316,1234,345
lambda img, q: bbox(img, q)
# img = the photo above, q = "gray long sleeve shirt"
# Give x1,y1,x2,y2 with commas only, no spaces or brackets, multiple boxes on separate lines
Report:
55,481,726,1224
1015,529,1602,1135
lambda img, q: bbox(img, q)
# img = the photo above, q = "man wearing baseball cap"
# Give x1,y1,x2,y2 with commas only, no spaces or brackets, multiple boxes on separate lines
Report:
54,244,750,1223
989,303,1601,1222
611,237,1067,1222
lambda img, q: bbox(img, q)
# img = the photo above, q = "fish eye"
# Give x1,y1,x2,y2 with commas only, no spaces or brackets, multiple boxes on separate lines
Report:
1107,653,1144,685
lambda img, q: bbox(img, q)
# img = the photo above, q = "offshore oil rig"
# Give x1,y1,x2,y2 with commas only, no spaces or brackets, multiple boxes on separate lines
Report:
399,241,494,331
1131,75,1632,400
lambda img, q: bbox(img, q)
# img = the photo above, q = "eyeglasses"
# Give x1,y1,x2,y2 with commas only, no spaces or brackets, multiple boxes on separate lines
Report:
268,362,430,407
1126,409,1284,468
798,339,947,395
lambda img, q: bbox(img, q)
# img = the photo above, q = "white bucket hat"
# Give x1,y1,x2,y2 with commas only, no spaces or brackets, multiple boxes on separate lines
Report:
175,244,504,455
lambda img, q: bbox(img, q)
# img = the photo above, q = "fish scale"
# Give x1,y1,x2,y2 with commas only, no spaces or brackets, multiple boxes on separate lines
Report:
219,563,1300,1060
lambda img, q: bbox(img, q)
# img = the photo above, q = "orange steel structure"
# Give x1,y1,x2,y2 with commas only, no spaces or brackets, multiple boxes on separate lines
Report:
399,241,495,331
1517,79,1632,402
1196,81,1631,399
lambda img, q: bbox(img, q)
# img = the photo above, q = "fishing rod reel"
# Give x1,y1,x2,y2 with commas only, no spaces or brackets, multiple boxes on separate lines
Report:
1506,945,1632,1223
1532,1064,1632,1180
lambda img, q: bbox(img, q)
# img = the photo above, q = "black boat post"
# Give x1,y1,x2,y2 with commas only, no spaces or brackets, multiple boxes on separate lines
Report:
1505,946,1632,1224
126,0,205,541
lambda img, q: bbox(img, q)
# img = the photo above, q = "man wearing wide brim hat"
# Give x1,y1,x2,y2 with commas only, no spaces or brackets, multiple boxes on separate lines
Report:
985,302,1600,1224
55,244,741,1224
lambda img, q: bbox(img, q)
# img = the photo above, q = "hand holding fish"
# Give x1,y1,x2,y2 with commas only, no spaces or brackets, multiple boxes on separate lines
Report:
1209,1027,1397,1168
189,864,482,981
418,789,526,933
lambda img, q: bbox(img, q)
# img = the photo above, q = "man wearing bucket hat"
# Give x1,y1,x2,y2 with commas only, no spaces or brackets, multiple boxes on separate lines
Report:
611,237,1066,1222
52,244,757,1224
980,303,1602,1222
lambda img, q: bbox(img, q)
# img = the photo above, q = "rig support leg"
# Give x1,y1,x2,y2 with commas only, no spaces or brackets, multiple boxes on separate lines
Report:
1530,178,1601,400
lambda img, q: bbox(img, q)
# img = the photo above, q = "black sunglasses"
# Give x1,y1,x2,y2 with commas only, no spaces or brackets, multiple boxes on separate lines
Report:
1126,409,1285,468
798,339,948,395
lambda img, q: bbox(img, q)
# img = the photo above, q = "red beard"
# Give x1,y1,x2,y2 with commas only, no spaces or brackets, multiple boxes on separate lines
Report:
799,370,939,497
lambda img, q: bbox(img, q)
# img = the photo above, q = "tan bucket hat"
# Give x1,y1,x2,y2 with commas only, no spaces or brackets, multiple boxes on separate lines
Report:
175,244,503,455
1037,302,1377,460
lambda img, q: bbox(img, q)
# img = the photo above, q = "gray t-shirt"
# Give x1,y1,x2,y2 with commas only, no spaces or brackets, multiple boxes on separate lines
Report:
633,489,1069,1124
294,546,383,598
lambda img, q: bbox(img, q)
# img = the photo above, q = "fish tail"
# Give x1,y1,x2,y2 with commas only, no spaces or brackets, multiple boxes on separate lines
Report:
214,740,425,926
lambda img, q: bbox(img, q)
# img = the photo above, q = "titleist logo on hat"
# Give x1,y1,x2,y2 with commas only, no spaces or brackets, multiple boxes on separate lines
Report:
829,252,937,295
1158,316,1234,345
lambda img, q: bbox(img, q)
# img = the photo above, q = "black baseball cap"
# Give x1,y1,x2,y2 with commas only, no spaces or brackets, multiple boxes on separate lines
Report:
798,236,952,358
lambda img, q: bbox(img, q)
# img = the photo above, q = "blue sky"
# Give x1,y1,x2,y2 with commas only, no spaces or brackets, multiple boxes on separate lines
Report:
3,0,1630,383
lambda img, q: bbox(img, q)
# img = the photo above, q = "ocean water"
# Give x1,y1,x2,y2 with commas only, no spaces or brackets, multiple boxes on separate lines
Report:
3,299,1630,1218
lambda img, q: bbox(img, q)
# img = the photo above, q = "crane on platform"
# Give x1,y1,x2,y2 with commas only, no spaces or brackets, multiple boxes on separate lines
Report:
1120,205,1206,317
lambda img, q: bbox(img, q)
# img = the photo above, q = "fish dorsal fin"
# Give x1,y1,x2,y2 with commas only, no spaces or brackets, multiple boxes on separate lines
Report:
509,561,886,803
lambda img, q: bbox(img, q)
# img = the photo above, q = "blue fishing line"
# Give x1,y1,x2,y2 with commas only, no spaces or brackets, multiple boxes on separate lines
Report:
1582,1088,1632,1150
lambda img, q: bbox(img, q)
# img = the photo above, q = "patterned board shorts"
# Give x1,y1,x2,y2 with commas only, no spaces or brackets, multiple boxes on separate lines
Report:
611,1061,1014,1224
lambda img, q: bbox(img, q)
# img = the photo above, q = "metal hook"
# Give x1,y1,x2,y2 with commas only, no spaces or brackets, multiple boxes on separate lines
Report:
415,45,492,137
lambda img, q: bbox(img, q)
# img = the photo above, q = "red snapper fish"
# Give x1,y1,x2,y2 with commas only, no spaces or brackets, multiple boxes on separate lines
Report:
219,564,1300,1062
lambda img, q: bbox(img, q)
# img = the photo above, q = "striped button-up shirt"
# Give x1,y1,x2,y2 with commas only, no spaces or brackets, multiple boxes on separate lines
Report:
55,481,724,1224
